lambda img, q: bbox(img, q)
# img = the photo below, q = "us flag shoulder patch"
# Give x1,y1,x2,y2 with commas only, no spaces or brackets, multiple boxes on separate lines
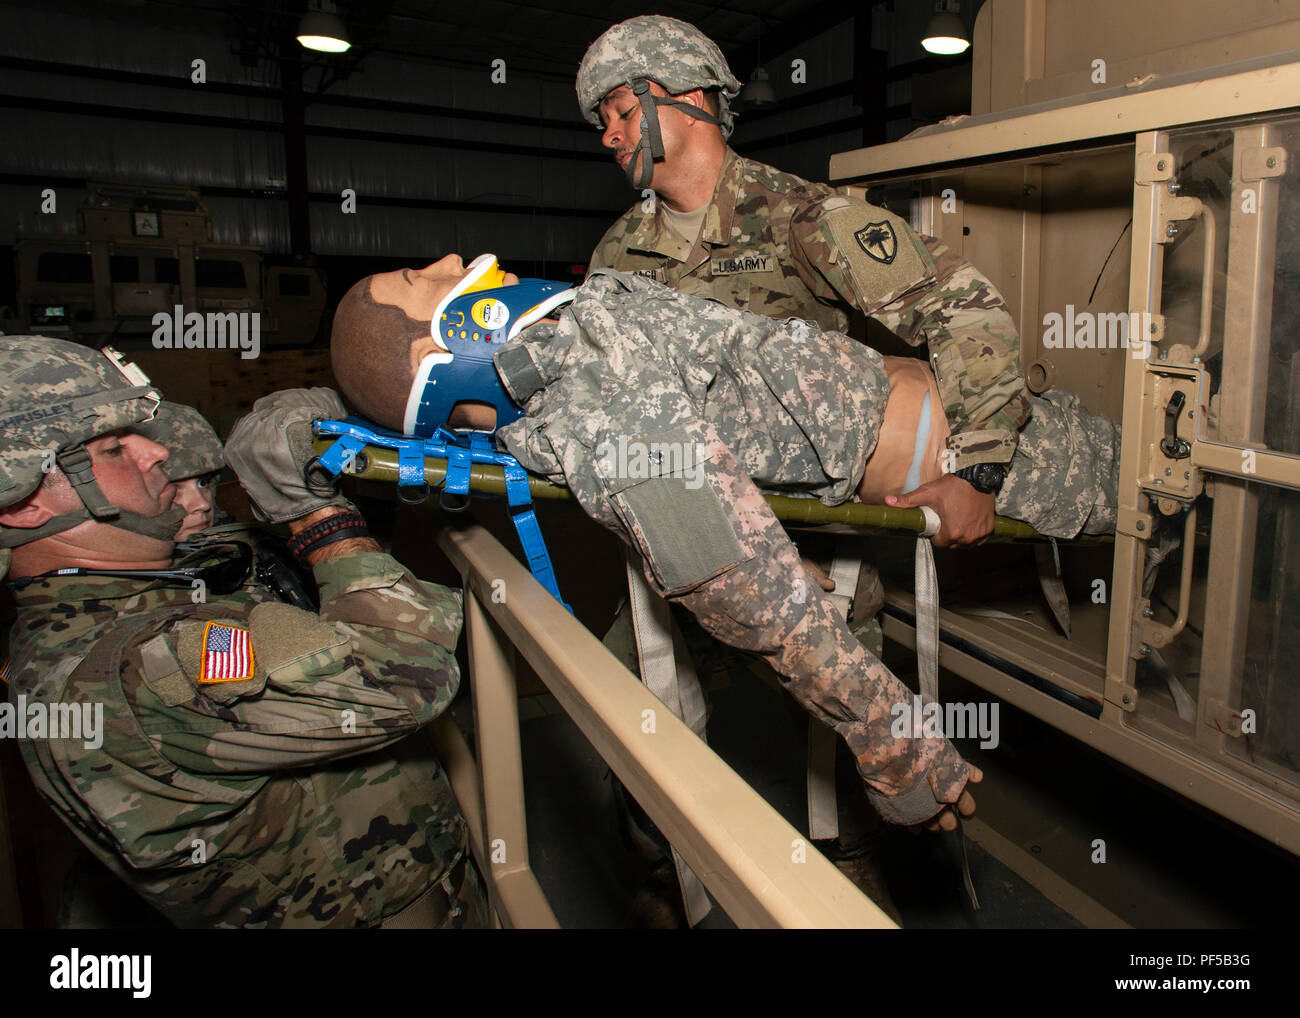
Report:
199,622,255,684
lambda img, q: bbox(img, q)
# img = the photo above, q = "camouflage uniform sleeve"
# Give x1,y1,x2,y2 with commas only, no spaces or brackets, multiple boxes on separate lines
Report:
871,236,1031,468
790,195,1030,468
142,551,463,776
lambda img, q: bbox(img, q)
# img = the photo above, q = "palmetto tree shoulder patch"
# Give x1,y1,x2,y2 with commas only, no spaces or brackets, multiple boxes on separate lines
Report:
855,221,897,263
817,202,932,314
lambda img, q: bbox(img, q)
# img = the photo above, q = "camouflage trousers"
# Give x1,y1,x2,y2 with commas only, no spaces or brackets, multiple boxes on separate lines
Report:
997,388,1123,538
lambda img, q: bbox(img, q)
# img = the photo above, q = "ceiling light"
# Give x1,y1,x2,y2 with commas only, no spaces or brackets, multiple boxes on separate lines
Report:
740,66,776,107
297,8,351,53
922,3,970,56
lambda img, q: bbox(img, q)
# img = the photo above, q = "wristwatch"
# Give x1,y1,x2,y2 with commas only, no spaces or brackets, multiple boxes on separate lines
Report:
953,462,1006,495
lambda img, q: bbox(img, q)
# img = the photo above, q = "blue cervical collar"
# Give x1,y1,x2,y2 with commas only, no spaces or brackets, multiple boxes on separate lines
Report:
403,254,574,437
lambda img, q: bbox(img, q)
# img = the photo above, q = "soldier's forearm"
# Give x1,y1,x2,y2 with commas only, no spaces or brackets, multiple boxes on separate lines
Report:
288,506,382,567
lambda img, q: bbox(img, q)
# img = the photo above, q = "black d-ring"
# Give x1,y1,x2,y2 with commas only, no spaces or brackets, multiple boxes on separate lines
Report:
303,457,341,496
398,482,431,506
439,490,472,513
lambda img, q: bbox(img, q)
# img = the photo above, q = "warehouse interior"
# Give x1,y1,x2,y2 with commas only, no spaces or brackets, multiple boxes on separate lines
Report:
2,0,1300,933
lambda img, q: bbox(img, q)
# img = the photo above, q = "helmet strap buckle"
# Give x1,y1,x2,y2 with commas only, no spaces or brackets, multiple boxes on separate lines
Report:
56,446,118,520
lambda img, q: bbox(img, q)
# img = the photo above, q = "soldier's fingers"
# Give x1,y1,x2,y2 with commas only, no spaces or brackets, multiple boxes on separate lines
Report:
956,789,977,817
967,765,984,784
801,558,835,591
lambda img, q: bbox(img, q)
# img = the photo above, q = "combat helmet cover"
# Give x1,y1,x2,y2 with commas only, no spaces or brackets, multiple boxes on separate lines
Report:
576,15,743,138
0,336,162,510
134,401,224,482
0,336,182,577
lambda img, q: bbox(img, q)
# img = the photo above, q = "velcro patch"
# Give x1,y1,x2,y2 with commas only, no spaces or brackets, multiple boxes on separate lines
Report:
198,622,255,684
820,204,932,313
710,252,775,276
632,268,667,283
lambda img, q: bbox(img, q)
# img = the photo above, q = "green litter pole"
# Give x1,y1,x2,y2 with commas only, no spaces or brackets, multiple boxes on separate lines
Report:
316,438,1113,545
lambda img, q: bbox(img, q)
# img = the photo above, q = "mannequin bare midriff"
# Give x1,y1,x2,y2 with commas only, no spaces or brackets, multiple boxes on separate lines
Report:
856,356,950,505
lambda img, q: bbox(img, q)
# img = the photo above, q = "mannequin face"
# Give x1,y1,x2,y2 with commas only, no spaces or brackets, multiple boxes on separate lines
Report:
389,256,523,433
173,475,217,540
369,255,520,327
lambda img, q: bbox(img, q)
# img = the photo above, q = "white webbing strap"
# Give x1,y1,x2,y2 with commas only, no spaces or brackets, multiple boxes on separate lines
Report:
915,506,942,704
807,546,863,842
624,553,712,927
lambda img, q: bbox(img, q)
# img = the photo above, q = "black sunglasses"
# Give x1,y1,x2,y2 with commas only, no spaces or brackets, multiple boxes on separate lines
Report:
10,542,253,596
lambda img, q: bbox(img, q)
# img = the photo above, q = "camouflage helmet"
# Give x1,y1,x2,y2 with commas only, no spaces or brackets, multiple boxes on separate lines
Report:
576,17,743,189
0,336,184,574
134,401,224,482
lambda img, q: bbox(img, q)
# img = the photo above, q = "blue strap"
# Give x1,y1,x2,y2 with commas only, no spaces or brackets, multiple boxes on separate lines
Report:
502,457,570,611
315,433,367,477
444,441,473,499
397,441,427,492
312,417,570,612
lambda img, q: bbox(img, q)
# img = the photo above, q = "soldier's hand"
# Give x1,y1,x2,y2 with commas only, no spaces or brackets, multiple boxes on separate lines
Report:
886,474,995,547
913,765,982,834
224,387,355,523
801,558,837,592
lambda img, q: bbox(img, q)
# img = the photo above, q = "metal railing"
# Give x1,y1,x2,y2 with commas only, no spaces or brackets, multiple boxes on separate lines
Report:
431,523,894,929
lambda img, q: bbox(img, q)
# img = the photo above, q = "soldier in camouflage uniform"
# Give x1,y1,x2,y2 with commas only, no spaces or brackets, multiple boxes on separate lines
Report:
576,15,1032,548
0,337,487,928
575,18,1033,899
133,401,225,540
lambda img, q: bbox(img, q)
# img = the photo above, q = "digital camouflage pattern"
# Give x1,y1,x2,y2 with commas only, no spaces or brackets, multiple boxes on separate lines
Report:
997,388,1122,538
133,401,224,482
588,148,1032,470
575,15,743,138
0,336,175,576
7,549,474,927
495,271,971,824
0,336,161,512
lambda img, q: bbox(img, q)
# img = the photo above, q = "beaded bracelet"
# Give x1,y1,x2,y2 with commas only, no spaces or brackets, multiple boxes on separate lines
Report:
286,510,370,560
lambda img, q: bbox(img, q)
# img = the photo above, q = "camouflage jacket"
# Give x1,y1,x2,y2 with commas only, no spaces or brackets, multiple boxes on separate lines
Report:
6,550,466,928
494,272,972,825
588,147,1030,468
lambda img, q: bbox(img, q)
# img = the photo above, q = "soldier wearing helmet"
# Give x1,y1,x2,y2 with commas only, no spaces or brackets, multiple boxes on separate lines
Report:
1,336,487,928
133,401,226,540
577,15,1032,548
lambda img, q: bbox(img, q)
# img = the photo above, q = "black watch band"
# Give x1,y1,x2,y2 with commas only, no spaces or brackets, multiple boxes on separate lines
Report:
953,462,1006,495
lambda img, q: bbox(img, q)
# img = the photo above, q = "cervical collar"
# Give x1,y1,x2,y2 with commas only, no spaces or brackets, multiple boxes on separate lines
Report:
403,254,575,437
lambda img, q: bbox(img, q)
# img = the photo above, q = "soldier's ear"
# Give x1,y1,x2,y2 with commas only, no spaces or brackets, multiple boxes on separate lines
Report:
675,87,707,112
0,499,55,530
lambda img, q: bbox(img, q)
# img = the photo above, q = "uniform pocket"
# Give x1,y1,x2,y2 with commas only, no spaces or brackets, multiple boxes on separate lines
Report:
600,429,749,595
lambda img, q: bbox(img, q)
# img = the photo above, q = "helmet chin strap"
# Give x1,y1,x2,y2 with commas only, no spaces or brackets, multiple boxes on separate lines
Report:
0,443,185,552
624,77,726,190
